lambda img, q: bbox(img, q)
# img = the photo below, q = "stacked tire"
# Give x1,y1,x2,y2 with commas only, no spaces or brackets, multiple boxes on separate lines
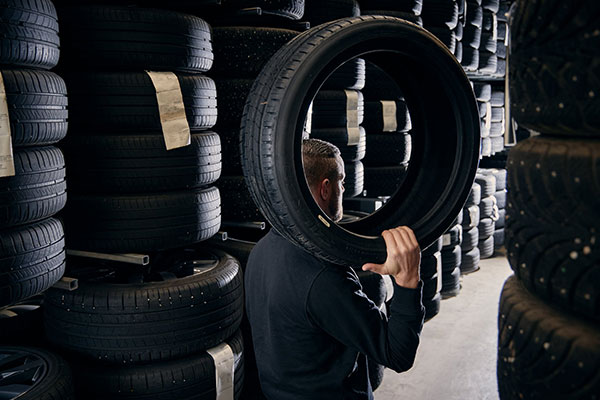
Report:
488,85,506,154
498,1,600,397
474,172,497,259
309,59,367,200
440,218,463,298
421,237,443,318
460,182,482,274
461,0,483,72
304,0,360,26
420,0,460,60
57,5,221,253
478,167,506,250
0,0,67,324
473,82,493,156
359,0,424,25
360,63,412,199
43,248,246,399
211,25,299,238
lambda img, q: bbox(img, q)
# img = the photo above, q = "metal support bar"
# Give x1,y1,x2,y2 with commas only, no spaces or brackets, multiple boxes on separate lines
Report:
52,276,79,291
222,221,266,230
66,249,150,265
215,231,228,241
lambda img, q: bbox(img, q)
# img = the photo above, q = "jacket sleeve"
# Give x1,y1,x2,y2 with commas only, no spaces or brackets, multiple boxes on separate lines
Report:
305,266,425,373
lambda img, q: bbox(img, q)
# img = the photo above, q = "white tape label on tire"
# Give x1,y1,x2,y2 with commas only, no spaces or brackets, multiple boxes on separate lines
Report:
0,72,15,178
207,342,235,400
345,90,360,145
145,71,191,151
442,233,452,247
380,100,398,132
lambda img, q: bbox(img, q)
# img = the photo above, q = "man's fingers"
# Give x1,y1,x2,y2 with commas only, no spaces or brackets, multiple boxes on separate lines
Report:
401,226,420,249
362,262,383,272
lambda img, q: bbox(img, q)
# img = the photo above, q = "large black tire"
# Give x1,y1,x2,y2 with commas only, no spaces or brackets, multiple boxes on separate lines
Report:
310,126,366,162
63,132,222,193
240,16,480,266
57,6,213,72
0,147,66,227
321,57,365,91
72,331,244,399
1,69,67,146
363,165,408,197
363,132,411,166
0,0,60,69
0,218,65,308
212,27,299,78
44,249,243,364
497,276,600,399
362,99,412,133
506,136,600,320
342,161,364,198
311,89,364,128
65,72,217,133
64,187,221,253
0,346,75,399
509,0,600,136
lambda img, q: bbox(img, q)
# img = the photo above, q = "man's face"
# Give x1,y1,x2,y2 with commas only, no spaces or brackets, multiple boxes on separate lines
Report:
328,156,345,223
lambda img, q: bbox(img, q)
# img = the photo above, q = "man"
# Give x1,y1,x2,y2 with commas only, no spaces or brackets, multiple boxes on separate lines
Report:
245,138,424,399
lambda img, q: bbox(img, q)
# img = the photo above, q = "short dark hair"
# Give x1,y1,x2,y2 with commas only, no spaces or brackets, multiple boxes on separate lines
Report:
302,138,341,188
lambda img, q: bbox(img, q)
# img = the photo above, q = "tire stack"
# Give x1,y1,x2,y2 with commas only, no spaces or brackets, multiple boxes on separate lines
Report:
478,167,506,250
440,217,463,299
478,0,498,75
474,172,496,259
0,0,67,323
498,2,600,396
359,63,412,199
460,182,482,274
454,0,465,63
43,248,246,399
420,0,460,59
489,85,506,154
473,82,493,156
56,5,221,253
309,61,366,200
304,0,360,26
495,0,510,77
461,0,483,72
359,0,424,26
210,25,299,237
421,237,443,318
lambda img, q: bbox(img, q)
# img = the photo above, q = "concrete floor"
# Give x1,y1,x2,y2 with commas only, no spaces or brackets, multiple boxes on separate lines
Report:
376,249,513,400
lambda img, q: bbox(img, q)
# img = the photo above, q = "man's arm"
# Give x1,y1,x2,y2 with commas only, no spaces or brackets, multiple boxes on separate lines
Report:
306,227,425,373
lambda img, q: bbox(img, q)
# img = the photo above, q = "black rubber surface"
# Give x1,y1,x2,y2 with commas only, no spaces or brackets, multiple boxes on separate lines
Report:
0,218,65,308
462,205,480,229
466,182,481,206
461,226,479,252
311,89,364,128
363,165,408,197
362,99,412,133
478,234,494,258
240,16,480,266
460,246,480,274
322,57,365,91
57,6,213,72
310,126,366,162
0,146,66,227
506,136,600,320
65,187,221,253
441,244,461,272
497,276,600,399
0,0,60,69
63,132,222,193
219,176,264,223
304,0,360,26
363,132,411,165
1,69,67,146
65,72,217,133
343,160,365,198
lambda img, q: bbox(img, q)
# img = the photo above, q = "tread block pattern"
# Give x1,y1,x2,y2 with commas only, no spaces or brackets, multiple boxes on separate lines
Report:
0,218,65,307
497,276,600,399
506,136,600,320
44,251,243,365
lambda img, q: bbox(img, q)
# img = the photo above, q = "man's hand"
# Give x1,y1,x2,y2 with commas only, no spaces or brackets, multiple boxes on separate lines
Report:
362,227,421,289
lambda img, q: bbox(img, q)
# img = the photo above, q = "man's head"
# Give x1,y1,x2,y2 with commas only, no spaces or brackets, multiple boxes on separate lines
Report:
302,138,345,222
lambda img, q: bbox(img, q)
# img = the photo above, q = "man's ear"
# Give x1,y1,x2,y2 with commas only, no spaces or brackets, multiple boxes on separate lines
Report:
319,178,331,201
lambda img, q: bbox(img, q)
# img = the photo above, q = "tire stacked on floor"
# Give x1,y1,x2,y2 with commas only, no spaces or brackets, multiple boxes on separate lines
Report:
359,63,412,199
440,217,463,298
359,0,424,26
488,85,506,154
461,0,483,72
57,5,221,253
420,0,460,58
0,0,67,317
421,237,443,318
461,182,482,274
478,167,506,250
498,1,600,397
495,0,510,76
46,5,246,399
474,172,496,259
309,60,366,199
478,0,498,75
43,248,246,399
211,25,299,239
